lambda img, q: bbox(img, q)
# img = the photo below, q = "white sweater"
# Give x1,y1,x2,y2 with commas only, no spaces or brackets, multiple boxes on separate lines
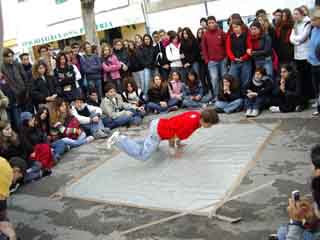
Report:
71,104,102,125
290,16,311,60
166,43,183,68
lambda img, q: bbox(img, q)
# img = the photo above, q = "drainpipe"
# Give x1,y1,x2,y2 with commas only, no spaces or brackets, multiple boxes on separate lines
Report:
204,0,209,16
141,0,150,34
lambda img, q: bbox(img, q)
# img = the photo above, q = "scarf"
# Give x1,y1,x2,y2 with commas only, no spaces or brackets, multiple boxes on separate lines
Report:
253,76,268,87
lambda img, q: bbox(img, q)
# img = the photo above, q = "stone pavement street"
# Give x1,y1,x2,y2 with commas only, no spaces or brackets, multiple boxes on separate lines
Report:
7,109,320,240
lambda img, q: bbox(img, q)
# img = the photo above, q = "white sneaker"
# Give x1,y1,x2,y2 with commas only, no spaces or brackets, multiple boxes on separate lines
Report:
86,136,95,143
312,111,320,117
245,109,252,117
106,131,120,150
251,109,260,117
269,106,280,113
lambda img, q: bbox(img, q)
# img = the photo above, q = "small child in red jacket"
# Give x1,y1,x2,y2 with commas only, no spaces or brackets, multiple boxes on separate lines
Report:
107,108,219,161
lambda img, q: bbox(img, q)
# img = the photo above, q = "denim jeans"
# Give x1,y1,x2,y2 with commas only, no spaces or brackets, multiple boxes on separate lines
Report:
215,99,243,113
229,61,252,93
277,225,314,240
199,61,211,95
24,161,42,183
61,132,87,148
115,119,161,161
132,71,144,90
51,139,67,160
7,104,21,131
142,68,153,93
311,65,320,112
102,110,142,129
245,96,266,110
88,79,103,100
146,98,179,113
255,57,273,79
182,94,212,108
208,59,227,99
81,119,105,135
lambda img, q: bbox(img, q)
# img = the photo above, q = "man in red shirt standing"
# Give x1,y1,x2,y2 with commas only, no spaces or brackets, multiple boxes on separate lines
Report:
201,16,227,101
107,108,219,161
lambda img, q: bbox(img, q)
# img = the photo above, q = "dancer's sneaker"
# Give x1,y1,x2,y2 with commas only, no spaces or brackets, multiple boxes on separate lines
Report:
107,131,120,150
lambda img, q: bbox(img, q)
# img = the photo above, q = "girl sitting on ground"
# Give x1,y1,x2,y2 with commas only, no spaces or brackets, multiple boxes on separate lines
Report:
215,74,243,114
182,71,211,109
20,112,66,173
269,64,301,113
50,98,94,148
244,66,273,117
146,74,179,113
168,71,183,107
122,77,146,113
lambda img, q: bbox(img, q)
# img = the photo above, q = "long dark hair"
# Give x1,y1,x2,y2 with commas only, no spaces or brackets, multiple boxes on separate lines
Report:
35,106,50,136
143,34,153,47
281,8,294,28
186,70,200,90
56,53,68,69
197,27,204,42
281,63,298,80
32,61,48,79
181,27,196,48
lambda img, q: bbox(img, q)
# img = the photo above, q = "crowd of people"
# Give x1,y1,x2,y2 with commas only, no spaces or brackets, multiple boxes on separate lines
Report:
0,4,320,240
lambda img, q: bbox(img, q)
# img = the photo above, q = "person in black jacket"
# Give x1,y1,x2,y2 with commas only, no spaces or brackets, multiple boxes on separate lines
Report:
269,64,301,113
128,40,144,88
136,34,156,92
54,53,79,102
20,112,67,166
1,48,31,130
146,75,179,113
197,27,211,95
31,61,58,109
215,74,243,113
180,27,201,77
152,31,170,81
19,53,33,82
244,66,273,117
113,39,130,78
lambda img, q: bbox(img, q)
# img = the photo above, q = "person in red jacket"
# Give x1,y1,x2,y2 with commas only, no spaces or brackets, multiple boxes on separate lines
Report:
226,18,253,93
201,16,227,100
106,108,219,161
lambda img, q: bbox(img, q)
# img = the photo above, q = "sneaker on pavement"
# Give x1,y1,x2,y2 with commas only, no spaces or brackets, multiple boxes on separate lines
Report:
86,136,95,143
93,129,109,139
107,131,120,150
251,109,260,117
269,106,280,113
312,111,320,117
245,109,252,117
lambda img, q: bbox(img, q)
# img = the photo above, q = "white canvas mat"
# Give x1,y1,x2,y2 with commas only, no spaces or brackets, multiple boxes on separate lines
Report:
65,123,276,214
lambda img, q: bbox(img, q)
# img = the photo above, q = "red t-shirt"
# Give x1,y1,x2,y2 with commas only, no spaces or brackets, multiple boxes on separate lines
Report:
157,111,201,140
